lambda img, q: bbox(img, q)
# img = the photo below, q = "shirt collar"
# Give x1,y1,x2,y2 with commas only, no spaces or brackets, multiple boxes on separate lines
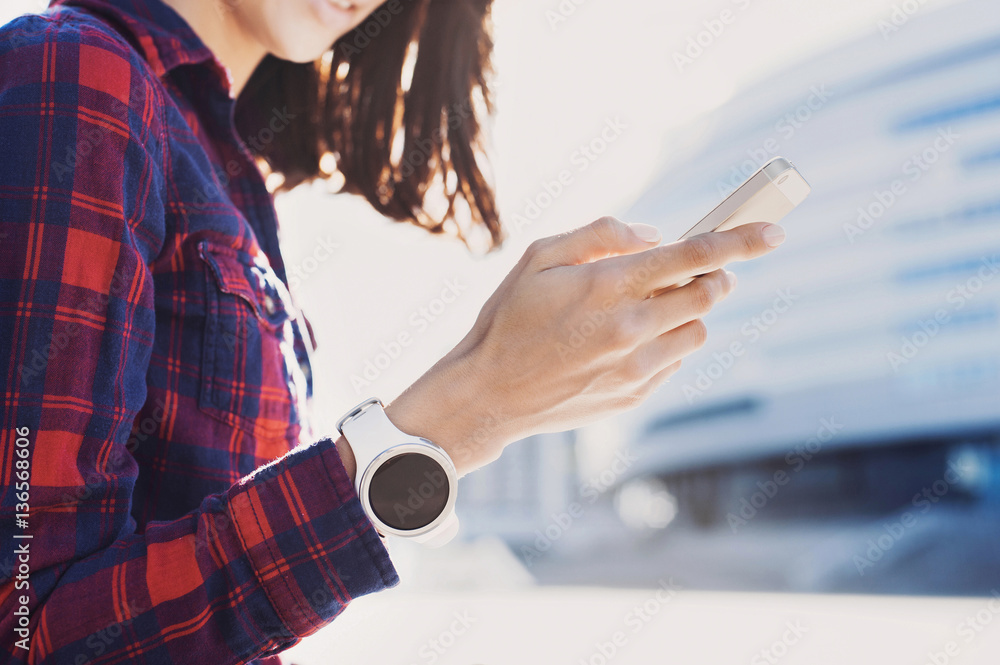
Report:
49,0,222,82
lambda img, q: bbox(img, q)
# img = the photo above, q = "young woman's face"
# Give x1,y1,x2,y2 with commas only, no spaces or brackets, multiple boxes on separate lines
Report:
233,0,390,63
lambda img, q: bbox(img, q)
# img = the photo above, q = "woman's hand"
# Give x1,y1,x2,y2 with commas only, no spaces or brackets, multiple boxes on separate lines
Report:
383,216,786,475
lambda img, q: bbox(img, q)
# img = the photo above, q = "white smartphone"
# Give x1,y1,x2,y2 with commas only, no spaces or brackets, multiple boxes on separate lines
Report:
677,157,811,240
657,157,809,292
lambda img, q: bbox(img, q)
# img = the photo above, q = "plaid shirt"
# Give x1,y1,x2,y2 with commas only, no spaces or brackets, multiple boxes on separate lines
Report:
0,0,398,662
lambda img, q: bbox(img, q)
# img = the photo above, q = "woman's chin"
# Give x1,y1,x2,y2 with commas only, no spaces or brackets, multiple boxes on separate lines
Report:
270,38,337,64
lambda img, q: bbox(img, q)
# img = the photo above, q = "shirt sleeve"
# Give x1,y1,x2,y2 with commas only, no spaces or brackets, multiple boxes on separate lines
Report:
0,15,397,665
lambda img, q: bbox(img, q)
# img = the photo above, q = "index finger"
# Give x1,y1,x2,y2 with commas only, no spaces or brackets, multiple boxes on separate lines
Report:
609,222,786,298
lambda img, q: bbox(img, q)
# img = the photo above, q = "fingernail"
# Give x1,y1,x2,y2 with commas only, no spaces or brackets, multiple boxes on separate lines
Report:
762,224,786,247
725,270,738,289
629,223,661,243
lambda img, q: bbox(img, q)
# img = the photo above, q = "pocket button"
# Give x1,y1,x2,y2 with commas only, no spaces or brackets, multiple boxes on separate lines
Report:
263,294,277,316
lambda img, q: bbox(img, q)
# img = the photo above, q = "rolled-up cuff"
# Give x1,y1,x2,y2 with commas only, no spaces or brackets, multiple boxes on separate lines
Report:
226,437,399,638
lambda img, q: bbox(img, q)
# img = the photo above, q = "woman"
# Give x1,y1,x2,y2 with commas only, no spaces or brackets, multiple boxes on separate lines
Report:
0,0,785,662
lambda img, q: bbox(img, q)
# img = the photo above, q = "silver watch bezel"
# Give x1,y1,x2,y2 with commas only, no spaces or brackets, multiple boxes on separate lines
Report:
357,439,458,539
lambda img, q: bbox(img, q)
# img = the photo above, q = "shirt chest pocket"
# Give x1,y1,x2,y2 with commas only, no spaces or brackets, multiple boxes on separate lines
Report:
198,240,305,439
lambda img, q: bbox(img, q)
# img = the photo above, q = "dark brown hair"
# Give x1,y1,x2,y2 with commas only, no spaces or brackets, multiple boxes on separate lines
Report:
234,0,503,252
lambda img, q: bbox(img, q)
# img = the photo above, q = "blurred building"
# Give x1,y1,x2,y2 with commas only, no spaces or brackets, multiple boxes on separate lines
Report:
622,0,1000,477
457,431,579,540
459,0,1000,594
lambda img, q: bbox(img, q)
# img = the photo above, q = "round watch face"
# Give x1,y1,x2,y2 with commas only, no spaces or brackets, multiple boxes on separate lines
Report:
369,453,450,531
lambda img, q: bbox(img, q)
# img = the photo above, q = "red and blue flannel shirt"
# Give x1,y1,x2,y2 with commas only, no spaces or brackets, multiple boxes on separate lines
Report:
0,0,399,662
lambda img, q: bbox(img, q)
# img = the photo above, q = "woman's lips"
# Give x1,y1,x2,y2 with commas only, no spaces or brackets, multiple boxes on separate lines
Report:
309,0,356,27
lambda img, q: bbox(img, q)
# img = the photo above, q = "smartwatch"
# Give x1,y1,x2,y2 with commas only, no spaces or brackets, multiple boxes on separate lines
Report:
336,398,459,547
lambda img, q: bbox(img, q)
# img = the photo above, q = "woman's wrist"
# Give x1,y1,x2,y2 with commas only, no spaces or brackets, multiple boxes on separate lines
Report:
333,434,357,485
382,346,513,476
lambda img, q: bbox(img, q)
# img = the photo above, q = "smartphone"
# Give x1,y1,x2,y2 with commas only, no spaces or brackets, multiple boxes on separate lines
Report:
677,157,810,240
657,157,809,292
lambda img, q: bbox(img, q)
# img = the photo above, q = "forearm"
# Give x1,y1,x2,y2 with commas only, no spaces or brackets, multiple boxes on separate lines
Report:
381,344,517,477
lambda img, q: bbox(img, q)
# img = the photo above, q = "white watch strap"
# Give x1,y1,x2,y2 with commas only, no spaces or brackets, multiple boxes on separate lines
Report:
338,399,413,481
412,511,460,547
